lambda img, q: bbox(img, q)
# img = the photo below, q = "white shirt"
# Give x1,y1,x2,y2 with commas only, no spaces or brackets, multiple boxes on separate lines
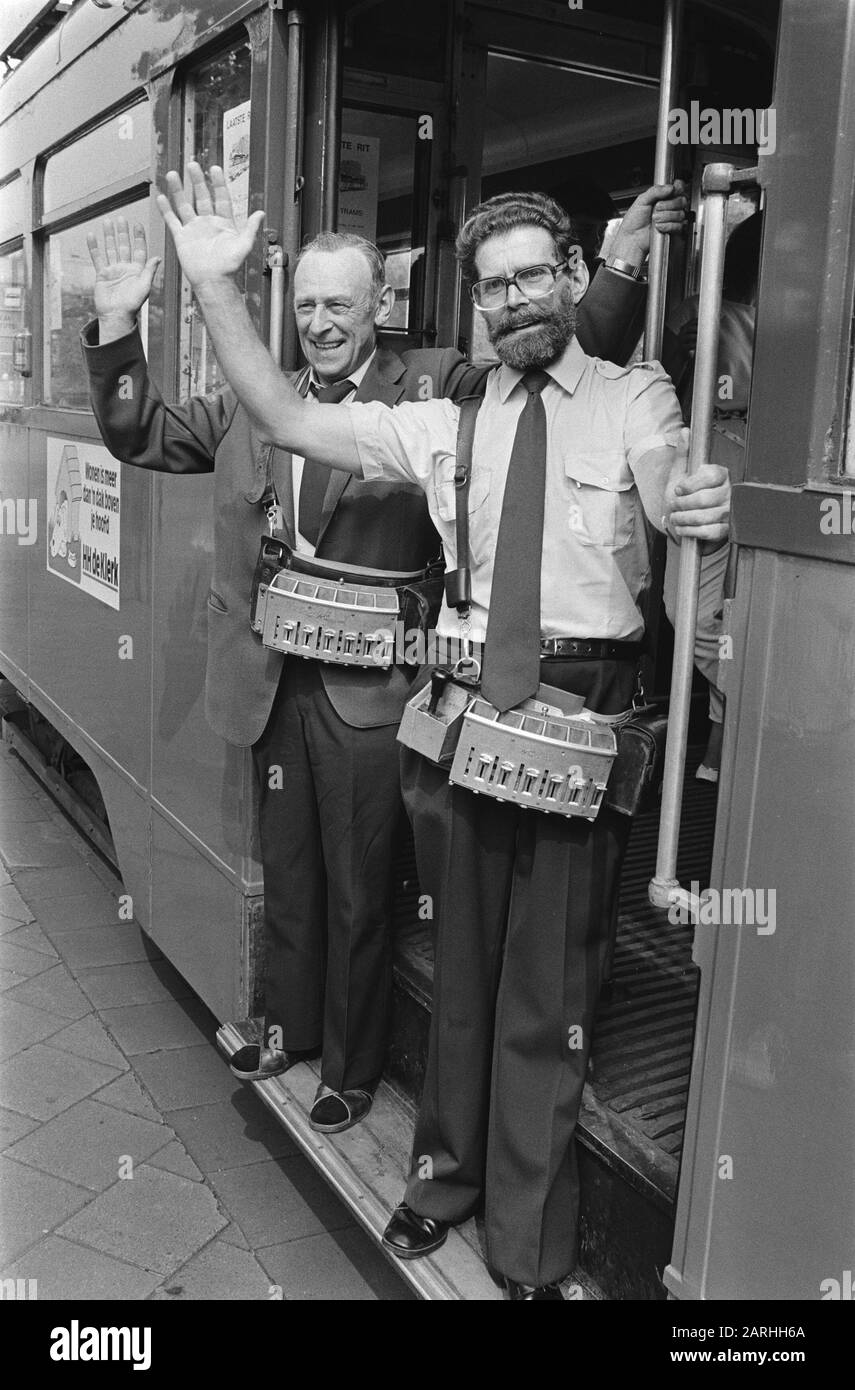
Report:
292,349,376,555
347,338,687,642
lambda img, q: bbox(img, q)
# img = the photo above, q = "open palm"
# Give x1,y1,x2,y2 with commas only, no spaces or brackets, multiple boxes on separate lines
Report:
157,162,265,288
87,218,160,319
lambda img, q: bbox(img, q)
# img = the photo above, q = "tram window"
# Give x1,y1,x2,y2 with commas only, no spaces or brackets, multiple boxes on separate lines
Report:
0,174,25,248
179,40,251,399
340,108,427,333
0,246,26,406
43,103,151,219
42,198,149,410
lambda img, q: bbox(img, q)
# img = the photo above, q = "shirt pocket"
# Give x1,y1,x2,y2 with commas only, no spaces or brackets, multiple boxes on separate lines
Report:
433,461,492,560
562,449,636,550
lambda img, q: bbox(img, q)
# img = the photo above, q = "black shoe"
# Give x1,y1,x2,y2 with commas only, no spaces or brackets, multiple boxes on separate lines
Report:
382,1203,450,1260
309,1083,374,1133
229,1044,318,1081
506,1280,565,1301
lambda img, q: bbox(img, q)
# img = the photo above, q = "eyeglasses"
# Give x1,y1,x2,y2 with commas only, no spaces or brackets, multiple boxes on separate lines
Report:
469,261,568,311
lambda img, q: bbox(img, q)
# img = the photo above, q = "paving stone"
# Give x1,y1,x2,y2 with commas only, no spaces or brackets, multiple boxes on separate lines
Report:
0,1234,161,1300
218,1223,250,1250
30,893,121,933
42,1015,129,1072
57,1163,227,1276
0,822,85,869
93,1071,161,1124
0,1106,39,1151
147,1140,202,1182
0,997,69,1063
0,798,58,825
0,884,35,927
45,924,163,970
132,1047,238,1111
0,968,28,993
0,1155,93,1264
258,1228,415,1301
0,924,58,957
76,958,193,1009
0,939,55,980
0,866,10,887
15,864,109,903
164,1093,299,1174
208,1157,354,1248
6,1098,171,1192
152,1237,274,1301
99,997,216,1057
7,962,93,1020
0,1044,122,1121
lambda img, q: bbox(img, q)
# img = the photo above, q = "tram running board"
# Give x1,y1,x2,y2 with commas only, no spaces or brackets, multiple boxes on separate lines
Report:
216,1020,602,1302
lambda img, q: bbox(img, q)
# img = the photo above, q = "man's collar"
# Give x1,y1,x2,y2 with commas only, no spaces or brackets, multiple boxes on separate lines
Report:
307,346,377,391
495,335,588,403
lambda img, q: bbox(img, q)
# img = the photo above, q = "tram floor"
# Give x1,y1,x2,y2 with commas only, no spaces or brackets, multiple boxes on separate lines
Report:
389,747,717,1299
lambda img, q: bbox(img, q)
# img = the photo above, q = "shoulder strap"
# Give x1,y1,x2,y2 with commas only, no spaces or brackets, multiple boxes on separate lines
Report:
444,394,482,616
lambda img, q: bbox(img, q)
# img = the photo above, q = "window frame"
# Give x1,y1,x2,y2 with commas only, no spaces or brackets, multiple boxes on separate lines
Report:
0,235,29,410
32,93,152,412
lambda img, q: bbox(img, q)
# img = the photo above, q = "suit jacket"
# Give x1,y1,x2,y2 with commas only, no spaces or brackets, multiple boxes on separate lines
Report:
80,268,644,746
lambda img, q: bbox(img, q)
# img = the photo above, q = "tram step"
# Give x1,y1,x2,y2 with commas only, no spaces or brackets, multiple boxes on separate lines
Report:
216,1020,603,1302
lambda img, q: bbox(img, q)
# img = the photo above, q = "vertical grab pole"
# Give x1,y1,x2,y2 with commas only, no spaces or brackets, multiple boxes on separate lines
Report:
649,163,733,910
644,0,684,362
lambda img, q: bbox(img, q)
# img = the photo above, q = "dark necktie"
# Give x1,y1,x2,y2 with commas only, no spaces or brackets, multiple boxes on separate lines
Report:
298,378,355,544
480,369,551,713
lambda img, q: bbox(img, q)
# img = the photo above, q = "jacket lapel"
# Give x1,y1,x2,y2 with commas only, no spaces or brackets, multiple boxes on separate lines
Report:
315,347,407,548
267,366,312,545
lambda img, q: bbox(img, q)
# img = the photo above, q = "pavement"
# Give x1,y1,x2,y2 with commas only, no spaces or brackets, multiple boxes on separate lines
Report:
0,735,413,1301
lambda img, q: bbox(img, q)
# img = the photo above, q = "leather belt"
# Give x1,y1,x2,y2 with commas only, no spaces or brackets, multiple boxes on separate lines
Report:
539,638,642,660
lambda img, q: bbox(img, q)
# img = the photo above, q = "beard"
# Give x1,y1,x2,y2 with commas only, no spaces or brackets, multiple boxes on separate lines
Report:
487,293,578,370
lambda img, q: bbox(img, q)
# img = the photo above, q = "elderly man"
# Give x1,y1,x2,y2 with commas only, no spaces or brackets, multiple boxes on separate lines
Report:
81,178,684,1139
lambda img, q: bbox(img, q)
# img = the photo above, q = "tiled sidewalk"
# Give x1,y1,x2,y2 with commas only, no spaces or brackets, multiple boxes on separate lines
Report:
0,737,412,1301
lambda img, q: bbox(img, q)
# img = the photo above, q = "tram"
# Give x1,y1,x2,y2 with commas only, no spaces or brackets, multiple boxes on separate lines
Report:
0,0,852,1301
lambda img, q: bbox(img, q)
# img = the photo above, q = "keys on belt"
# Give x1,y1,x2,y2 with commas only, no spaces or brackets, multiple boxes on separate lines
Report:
539,638,643,661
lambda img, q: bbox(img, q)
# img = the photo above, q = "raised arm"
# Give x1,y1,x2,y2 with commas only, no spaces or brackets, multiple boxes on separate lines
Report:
156,164,363,475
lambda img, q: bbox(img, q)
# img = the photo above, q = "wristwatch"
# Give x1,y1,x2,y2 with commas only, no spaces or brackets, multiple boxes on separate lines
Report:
604,254,646,281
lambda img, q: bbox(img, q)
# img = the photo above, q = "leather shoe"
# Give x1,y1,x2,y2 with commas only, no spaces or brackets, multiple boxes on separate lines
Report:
229,1044,318,1081
309,1083,374,1133
382,1203,450,1260
506,1280,565,1301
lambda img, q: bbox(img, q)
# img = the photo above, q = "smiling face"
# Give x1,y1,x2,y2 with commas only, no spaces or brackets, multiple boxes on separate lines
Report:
475,224,589,370
293,248,394,383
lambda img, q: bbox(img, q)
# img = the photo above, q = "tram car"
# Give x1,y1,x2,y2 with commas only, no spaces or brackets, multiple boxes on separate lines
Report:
0,0,852,1300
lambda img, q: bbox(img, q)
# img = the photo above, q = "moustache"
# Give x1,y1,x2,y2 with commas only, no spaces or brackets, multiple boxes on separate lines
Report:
493,308,553,339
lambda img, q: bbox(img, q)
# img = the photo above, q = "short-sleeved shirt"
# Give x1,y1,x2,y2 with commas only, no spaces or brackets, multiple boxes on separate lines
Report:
349,335,686,643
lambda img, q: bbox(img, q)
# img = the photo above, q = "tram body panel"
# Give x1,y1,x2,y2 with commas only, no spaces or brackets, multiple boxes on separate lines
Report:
668,549,855,1300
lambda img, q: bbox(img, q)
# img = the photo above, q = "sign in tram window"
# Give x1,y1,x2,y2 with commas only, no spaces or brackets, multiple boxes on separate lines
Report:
43,198,150,409
341,109,425,332
0,174,25,248
43,104,151,218
0,246,26,406
180,41,251,400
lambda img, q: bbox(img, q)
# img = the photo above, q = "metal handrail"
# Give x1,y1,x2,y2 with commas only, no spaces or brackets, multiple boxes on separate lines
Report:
649,161,740,911
643,0,684,363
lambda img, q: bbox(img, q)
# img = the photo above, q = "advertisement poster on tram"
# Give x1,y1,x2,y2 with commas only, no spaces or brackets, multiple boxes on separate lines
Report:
338,132,380,239
45,437,121,610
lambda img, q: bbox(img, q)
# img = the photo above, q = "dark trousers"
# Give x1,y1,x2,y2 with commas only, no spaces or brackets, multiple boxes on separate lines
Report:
402,658,636,1286
251,658,403,1092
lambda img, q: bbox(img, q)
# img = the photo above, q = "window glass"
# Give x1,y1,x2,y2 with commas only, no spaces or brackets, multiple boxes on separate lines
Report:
0,246,26,406
43,197,149,409
340,108,425,332
0,175,25,246
43,103,151,217
180,41,251,399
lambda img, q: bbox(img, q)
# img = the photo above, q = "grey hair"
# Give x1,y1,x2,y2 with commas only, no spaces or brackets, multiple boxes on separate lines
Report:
455,191,581,285
295,231,387,300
